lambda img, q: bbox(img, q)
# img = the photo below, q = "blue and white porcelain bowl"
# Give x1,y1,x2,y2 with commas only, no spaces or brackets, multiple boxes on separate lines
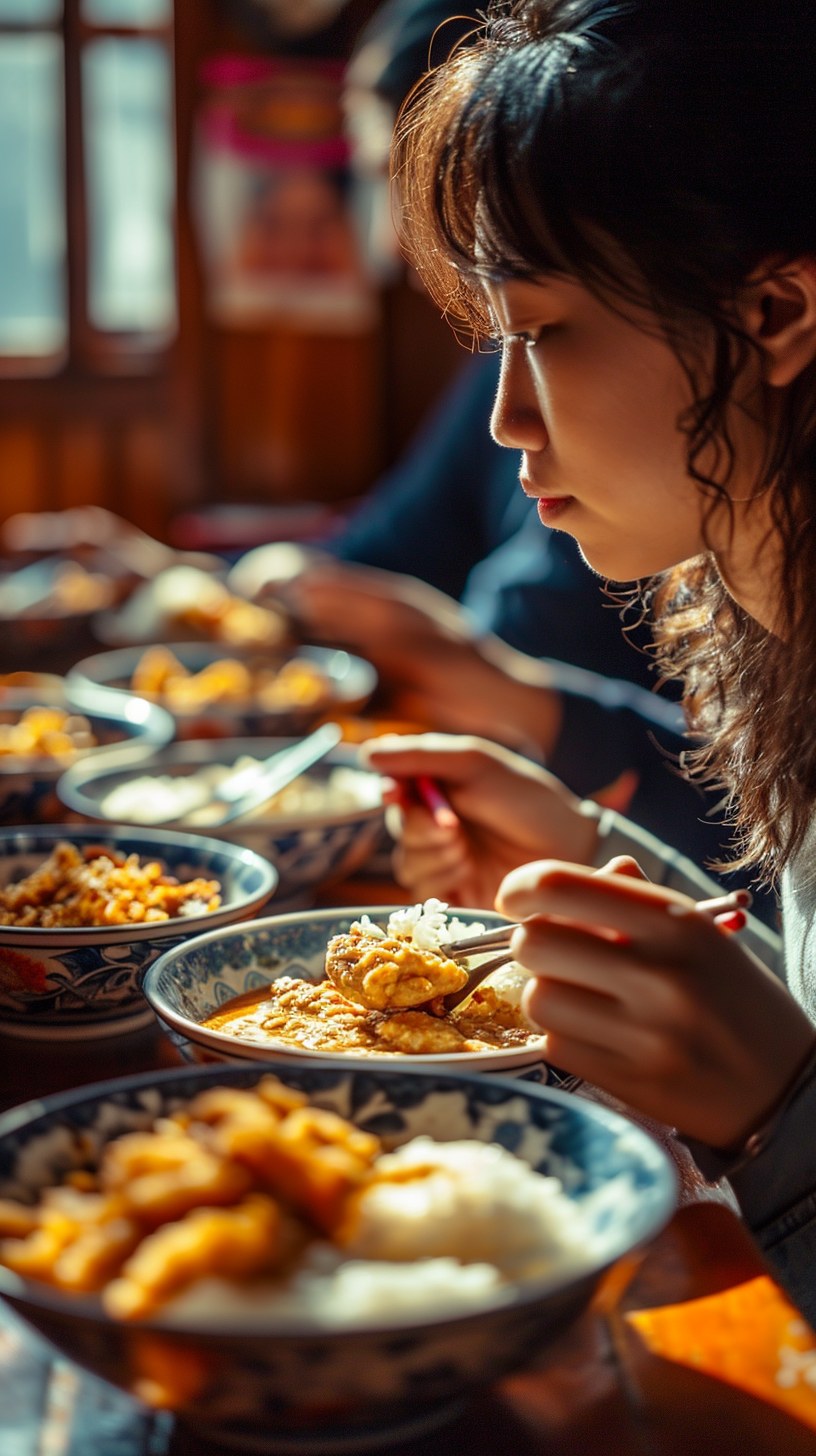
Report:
57,739,386,908
68,643,378,742
143,907,549,1075
0,1062,676,1453
0,826,277,1041
0,681,173,827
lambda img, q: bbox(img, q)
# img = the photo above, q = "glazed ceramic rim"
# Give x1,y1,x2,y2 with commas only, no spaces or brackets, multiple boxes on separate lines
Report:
57,738,386,833
0,824,278,943
143,905,550,1071
0,1060,678,1337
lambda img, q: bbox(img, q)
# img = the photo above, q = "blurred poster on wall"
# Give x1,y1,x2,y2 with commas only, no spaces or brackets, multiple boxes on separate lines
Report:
194,56,376,334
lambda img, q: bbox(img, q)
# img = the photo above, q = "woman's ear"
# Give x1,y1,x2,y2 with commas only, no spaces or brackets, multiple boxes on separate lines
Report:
740,260,816,387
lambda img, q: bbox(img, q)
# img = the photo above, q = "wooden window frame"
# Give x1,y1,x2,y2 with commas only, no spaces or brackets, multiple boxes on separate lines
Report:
0,0,178,381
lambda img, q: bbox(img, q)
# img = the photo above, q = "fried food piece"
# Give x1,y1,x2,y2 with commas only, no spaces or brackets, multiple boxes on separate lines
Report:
162,659,253,713
64,1170,98,1191
375,1010,469,1054
100,1131,253,1226
216,600,286,649
452,985,530,1031
103,1194,282,1321
0,841,221,927
0,705,97,760
255,659,330,711
52,1216,142,1293
0,1187,131,1287
235,1107,379,1235
0,1198,38,1238
325,932,467,1011
132,646,189,698
186,1080,306,1127
187,1079,379,1235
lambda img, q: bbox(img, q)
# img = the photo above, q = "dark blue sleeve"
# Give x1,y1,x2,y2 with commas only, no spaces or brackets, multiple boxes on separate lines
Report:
462,507,657,688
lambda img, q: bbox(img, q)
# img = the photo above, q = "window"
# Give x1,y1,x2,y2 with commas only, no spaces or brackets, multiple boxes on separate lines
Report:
0,0,177,376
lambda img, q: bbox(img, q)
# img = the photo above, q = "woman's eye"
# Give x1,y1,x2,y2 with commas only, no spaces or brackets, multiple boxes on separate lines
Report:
503,327,552,349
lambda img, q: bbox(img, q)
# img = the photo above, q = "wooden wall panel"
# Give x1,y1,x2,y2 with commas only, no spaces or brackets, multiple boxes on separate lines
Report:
0,429,44,520
120,422,173,540
214,328,382,503
57,426,106,510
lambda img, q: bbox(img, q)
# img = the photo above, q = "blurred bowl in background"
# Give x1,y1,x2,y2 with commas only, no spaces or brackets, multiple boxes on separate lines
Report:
0,681,173,826
92,565,288,651
67,643,377,742
0,1061,675,1452
58,737,386,908
0,825,277,1041
0,556,118,671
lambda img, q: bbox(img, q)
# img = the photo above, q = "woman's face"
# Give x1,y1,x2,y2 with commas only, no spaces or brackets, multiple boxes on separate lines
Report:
486,275,767,583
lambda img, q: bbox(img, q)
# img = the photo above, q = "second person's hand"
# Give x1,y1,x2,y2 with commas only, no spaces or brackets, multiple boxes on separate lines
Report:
361,733,599,908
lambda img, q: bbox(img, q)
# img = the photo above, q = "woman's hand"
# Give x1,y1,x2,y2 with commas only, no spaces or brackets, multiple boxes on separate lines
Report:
287,561,563,755
361,734,599,909
497,860,816,1149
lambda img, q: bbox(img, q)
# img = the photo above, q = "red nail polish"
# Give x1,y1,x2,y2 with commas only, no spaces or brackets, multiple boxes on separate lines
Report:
717,910,746,934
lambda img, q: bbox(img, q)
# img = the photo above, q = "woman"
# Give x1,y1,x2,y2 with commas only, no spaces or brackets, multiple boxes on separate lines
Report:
364,0,816,1321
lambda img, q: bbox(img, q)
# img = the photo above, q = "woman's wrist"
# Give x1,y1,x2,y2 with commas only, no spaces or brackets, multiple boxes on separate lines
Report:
681,1038,816,1183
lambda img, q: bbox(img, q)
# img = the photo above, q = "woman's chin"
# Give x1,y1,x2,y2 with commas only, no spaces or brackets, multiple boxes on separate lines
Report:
572,536,694,584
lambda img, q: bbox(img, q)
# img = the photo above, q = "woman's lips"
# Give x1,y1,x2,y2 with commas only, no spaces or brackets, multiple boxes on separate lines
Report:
536,495,574,523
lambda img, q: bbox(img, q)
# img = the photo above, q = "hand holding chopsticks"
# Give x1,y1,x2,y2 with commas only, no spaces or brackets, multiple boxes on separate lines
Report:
439,886,753,1012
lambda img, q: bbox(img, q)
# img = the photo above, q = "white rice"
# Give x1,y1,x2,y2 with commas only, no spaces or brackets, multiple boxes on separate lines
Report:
350,898,486,952
99,764,382,827
160,1258,509,1330
158,1137,591,1330
343,1138,587,1281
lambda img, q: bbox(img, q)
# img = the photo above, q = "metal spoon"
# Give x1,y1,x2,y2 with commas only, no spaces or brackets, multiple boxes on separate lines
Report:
211,722,344,825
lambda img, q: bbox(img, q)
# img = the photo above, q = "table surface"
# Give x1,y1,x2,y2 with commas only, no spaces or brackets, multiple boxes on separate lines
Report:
1,883,815,1455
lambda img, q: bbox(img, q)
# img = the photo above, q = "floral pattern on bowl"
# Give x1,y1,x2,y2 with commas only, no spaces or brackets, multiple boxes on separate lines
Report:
0,826,277,1041
143,907,550,1074
0,1062,676,1453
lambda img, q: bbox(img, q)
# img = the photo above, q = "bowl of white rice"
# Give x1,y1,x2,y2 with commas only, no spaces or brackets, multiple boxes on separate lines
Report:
57,738,386,908
0,1061,676,1452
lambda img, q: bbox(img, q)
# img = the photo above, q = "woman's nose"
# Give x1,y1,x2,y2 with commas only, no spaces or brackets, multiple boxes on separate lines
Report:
490,342,549,452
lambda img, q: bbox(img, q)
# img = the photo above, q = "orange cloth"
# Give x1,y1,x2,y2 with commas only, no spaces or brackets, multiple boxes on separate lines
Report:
627,1276,816,1431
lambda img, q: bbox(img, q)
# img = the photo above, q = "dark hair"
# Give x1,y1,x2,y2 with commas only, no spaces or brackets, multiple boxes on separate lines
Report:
393,0,816,878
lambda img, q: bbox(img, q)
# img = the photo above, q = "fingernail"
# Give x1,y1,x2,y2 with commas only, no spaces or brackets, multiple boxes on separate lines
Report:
734,889,753,908
716,910,746,934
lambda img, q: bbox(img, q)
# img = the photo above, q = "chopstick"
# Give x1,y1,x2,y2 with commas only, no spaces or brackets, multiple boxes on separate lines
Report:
442,924,519,957
443,890,750,959
439,887,752,1013
414,775,459,829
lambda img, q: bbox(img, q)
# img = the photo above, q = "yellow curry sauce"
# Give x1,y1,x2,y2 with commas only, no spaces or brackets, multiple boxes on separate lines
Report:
201,976,542,1056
